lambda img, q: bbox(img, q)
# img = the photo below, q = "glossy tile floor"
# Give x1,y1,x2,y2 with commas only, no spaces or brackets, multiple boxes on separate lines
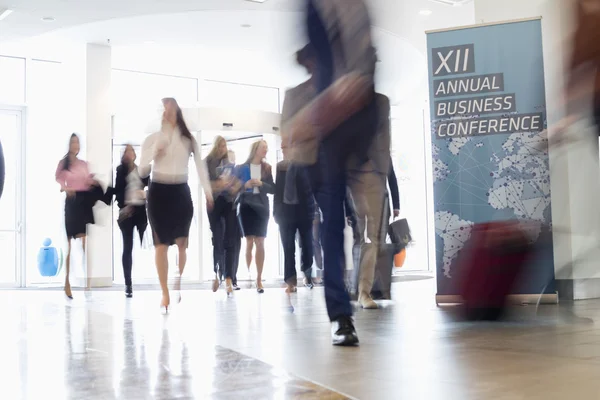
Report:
4,278,600,399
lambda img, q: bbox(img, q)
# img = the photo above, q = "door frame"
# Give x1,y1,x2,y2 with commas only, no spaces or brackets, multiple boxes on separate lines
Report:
0,105,27,287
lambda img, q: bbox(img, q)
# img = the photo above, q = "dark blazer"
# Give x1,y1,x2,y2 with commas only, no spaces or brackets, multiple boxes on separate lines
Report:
113,163,149,209
236,161,275,210
274,161,315,224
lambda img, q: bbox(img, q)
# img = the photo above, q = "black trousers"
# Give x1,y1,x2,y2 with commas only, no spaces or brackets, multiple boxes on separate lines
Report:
118,205,148,286
279,218,314,285
231,218,242,285
208,197,238,280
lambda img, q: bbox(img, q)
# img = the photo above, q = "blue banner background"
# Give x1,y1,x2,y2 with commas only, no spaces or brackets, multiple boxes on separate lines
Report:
427,20,556,296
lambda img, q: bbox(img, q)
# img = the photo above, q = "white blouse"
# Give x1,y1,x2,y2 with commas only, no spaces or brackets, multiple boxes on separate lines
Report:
250,163,261,194
139,126,212,198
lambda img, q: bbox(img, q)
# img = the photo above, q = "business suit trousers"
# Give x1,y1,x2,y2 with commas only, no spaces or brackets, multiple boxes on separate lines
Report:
279,218,314,285
208,197,237,280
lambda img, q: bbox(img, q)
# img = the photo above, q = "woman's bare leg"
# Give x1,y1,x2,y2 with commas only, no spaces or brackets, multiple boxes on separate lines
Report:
245,236,255,279
155,244,170,308
80,236,89,289
64,239,72,298
255,237,265,290
174,238,187,301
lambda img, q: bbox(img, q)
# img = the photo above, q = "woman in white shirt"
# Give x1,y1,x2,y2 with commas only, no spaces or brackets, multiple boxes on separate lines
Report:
139,98,213,312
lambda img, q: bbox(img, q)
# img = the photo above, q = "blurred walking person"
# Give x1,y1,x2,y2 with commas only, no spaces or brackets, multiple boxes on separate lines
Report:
139,98,213,312
282,0,378,346
236,140,275,294
274,142,316,293
112,144,149,298
55,133,107,298
204,136,240,296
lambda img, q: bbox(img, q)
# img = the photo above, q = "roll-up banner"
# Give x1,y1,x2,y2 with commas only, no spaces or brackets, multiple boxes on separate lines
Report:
427,18,557,304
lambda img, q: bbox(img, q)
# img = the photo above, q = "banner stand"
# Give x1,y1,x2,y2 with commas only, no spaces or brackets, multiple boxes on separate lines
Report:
435,294,559,306
427,17,556,302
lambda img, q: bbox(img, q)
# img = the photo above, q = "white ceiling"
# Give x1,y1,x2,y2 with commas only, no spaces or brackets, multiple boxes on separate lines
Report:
0,0,302,42
0,0,476,105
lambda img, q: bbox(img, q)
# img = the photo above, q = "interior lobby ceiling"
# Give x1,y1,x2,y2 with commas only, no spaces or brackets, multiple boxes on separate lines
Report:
0,0,475,105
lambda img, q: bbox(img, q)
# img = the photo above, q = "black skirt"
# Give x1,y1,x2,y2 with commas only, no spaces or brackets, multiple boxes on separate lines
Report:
64,191,95,239
239,203,269,238
147,182,193,246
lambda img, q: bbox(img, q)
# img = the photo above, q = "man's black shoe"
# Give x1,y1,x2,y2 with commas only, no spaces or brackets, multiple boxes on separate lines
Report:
331,316,359,346
125,285,133,298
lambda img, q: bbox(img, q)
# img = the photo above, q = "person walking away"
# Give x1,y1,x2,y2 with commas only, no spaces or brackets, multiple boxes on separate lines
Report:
274,142,316,293
282,0,378,346
347,93,392,309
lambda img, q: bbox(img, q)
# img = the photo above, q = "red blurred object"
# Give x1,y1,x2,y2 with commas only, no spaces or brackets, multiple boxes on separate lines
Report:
458,221,533,321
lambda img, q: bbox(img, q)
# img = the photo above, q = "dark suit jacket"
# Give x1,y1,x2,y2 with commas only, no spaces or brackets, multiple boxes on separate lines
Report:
113,164,149,209
236,162,275,212
274,161,315,224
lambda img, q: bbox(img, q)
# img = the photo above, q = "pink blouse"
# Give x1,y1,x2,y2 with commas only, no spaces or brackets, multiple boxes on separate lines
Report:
55,158,94,192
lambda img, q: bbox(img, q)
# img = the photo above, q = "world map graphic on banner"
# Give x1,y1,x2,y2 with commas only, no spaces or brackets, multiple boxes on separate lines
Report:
433,130,551,279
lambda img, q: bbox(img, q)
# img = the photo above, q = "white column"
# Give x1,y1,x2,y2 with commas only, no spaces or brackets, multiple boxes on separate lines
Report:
83,43,113,287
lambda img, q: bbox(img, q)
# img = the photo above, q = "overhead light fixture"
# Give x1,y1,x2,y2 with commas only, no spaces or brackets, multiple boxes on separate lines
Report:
144,40,155,45
241,24,252,28
245,0,267,3
419,9,433,16
41,16,55,22
0,8,13,21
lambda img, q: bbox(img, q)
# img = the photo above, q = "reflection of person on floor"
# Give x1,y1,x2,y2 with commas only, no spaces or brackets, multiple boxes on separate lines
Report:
205,136,240,296
347,94,393,309
111,144,149,298
55,133,107,299
139,98,213,312
274,142,316,293
236,140,275,294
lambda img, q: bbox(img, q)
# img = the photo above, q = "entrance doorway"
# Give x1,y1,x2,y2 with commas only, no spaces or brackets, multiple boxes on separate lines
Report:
198,131,283,283
0,107,24,287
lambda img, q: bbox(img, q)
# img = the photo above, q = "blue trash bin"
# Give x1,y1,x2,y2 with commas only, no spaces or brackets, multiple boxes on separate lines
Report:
38,238,59,277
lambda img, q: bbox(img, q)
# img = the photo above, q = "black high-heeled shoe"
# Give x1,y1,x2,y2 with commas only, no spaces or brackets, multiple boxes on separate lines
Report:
125,285,133,298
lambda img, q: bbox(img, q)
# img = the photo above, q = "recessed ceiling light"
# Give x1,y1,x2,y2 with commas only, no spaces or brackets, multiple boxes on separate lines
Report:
419,9,433,16
0,8,13,20
241,24,252,28
41,16,55,22
246,0,267,3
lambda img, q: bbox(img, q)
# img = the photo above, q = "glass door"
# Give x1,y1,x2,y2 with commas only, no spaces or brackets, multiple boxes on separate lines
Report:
0,109,24,287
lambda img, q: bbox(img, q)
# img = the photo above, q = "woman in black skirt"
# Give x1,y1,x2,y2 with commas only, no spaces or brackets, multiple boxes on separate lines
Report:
139,98,213,312
112,144,148,298
55,133,103,299
237,140,274,293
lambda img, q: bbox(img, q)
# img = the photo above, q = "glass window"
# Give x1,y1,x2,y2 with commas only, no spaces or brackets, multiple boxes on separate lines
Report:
0,56,26,104
199,80,279,113
390,105,431,272
112,70,199,144
25,60,69,286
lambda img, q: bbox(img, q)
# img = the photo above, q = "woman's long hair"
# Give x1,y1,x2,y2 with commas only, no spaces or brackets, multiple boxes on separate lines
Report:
61,133,79,171
120,144,136,172
245,140,266,165
206,135,227,161
162,97,196,150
